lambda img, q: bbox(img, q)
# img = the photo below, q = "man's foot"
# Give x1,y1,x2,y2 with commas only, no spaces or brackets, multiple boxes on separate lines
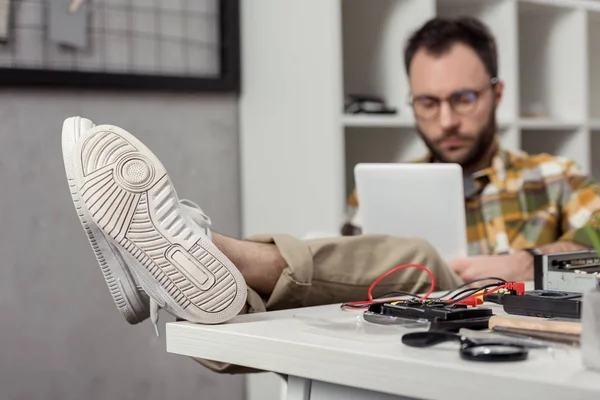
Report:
62,117,151,324
70,122,248,325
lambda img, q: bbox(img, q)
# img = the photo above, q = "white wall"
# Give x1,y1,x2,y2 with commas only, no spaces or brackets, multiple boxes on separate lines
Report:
0,90,244,400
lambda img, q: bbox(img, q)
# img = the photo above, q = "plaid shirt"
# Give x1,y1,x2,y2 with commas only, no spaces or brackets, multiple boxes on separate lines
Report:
344,148,600,256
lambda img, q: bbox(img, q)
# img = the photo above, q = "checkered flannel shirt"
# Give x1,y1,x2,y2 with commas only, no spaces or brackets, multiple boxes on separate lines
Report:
343,148,600,256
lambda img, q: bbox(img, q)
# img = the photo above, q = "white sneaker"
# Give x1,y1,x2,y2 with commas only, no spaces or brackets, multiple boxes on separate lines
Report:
70,123,248,325
62,117,151,324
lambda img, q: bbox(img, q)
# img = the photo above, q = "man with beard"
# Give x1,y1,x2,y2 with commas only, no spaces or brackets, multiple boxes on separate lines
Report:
342,16,600,283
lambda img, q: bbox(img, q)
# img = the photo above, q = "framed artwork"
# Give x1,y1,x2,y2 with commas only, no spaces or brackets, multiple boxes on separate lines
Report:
0,0,240,92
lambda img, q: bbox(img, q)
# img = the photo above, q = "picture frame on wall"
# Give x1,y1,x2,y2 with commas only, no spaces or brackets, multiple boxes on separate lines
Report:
0,0,240,93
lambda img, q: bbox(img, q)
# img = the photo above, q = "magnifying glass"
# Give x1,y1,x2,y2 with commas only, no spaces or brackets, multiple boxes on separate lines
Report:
402,331,529,362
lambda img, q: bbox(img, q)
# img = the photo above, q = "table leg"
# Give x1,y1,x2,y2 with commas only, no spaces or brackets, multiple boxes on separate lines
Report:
286,376,312,400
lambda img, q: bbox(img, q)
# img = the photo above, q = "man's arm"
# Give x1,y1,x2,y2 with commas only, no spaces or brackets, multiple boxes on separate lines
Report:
451,159,600,282
548,159,600,254
512,162,600,275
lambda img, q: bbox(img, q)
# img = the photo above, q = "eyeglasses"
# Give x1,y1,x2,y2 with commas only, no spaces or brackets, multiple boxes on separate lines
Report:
408,77,498,121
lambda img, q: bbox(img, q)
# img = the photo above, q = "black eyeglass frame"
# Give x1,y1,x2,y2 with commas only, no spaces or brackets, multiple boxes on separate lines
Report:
408,77,499,120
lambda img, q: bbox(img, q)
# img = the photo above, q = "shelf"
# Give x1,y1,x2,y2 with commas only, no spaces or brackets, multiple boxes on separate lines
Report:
341,0,435,114
521,128,579,152
518,118,583,130
344,127,425,164
518,2,586,121
344,127,427,197
342,114,415,128
343,114,514,129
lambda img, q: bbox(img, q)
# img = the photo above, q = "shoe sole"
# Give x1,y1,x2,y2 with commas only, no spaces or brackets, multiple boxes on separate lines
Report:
72,125,247,324
62,117,150,324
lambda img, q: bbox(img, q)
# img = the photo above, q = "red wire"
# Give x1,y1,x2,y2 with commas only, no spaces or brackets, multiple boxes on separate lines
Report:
368,263,435,301
343,263,436,309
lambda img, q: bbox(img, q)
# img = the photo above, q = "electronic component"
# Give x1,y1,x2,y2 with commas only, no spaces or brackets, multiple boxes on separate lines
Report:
484,290,582,319
533,249,600,293
364,299,493,332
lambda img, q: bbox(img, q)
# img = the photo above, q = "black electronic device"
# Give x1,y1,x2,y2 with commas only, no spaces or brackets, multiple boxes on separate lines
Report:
364,299,493,332
484,290,582,319
533,249,600,293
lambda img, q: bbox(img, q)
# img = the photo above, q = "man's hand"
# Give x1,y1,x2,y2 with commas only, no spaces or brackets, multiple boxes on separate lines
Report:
449,242,589,284
449,251,533,284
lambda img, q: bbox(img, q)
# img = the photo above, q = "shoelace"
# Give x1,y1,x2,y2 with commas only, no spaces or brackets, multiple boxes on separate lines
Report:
149,199,212,336
179,199,213,239
150,299,160,336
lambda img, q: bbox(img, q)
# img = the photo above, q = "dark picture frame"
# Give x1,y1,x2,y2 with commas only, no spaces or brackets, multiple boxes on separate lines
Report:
0,0,240,93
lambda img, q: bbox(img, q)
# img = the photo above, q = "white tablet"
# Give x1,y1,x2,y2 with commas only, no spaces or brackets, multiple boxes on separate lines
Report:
354,163,467,262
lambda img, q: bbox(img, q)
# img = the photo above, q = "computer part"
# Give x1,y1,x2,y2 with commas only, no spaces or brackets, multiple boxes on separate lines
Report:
533,249,600,294
364,299,492,332
484,290,582,319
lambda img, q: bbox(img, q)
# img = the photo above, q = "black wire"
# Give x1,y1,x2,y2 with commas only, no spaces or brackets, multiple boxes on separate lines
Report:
373,290,420,299
428,277,506,300
449,287,484,299
448,283,505,304
341,276,507,309
459,276,506,286
448,282,507,300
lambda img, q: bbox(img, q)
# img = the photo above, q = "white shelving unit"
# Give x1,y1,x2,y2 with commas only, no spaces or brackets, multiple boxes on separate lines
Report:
240,0,600,242
240,2,600,398
240,0,600,241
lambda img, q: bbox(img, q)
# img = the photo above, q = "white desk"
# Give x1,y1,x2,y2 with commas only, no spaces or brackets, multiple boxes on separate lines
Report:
166,302,600,400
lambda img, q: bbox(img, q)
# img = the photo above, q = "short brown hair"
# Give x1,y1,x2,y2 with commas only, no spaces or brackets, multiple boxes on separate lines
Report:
404,16,498,78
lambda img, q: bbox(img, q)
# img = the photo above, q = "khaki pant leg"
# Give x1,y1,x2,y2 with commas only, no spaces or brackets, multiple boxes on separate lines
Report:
254,233,463,309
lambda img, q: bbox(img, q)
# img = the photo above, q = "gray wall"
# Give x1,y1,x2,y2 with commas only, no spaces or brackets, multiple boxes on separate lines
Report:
0,90,244,400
